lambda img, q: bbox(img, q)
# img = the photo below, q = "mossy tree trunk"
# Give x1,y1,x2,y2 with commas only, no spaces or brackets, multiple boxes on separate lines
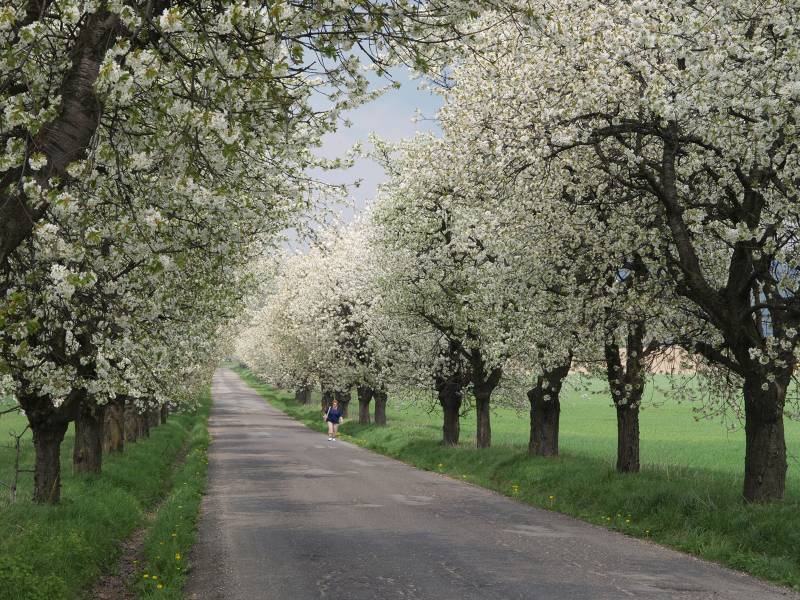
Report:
373,389,388,427
357,386,373,425
103,396,124,454
528,354,572,457
73,400,105,474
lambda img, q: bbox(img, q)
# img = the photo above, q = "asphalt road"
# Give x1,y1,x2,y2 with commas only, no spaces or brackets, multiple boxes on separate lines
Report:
186,369,798,600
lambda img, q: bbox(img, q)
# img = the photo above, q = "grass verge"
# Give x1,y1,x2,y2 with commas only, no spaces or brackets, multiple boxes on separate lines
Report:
0,393,210,600
135,391,211,598
233,366,800,592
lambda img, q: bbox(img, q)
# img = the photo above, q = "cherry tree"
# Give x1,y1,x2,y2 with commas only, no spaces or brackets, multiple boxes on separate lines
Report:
0,0,496,266
371,134,534,448
239,223,393,423
443,1,800,500
406,22,704,470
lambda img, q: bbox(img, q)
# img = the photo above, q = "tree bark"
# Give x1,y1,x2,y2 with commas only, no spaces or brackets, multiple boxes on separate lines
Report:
321,388,333,412
436,342,467,445
124,399,138,443
160,404,169,425
147,408,160,429
475,393,491,449
373,390,388,427
334,390,350,418
19,390,79,504
603,320,649,473
743,376,787,502
469,351,502,450
605,323,646,473
357,386,373,425
31,420,69,504
294,386,311,405
103,397,124,454
439,390,461,446
616,403,640,473
73,401,105,474
528,390,559,457
0,11,120,266
527,355,572,457
137,411,150,439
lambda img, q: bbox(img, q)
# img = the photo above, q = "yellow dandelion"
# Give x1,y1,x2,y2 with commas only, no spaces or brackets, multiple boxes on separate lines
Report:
143,574,149,579
157,584,163,589
175,553,182,561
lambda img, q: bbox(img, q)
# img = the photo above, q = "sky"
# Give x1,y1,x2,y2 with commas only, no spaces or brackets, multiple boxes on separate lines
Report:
312,68,443,223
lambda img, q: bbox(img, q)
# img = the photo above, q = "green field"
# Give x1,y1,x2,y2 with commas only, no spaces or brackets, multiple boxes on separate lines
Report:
235,367,800,591
372,377,800,484
0,397,36,503
0,394,210,600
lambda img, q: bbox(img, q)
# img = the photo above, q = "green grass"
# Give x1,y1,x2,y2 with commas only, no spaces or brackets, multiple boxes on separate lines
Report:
0,395,210,600
234,366,800,591
136,393,211,599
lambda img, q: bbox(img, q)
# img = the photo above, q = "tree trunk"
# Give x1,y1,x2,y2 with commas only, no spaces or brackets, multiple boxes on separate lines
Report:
103,397,124,454
373,390,387,427
321,388,333,412
31,420,69,504
475,393,491,449
527,355,572,457
605,328,645,473
441,397,460,446
160,404,169,425
147,408,160,429
124,400,138,443
742,376,787,502
73,402,105,474
469,351,501,450
138,411,150,439
335,390,350,418
616,403,640,473
528,388,559,457
295,386,311,405
0,11,120,266
357,386,373,425
436,342,467,445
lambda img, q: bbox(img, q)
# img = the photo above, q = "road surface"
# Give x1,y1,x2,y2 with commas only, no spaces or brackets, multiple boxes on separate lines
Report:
186,369,797,599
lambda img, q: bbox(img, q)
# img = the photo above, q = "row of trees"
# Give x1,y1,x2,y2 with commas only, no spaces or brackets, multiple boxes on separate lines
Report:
0,1,498,503
240,0,800,503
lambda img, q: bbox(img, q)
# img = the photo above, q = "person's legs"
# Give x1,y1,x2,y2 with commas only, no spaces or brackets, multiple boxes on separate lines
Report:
333,423,339,439
327,421,334,439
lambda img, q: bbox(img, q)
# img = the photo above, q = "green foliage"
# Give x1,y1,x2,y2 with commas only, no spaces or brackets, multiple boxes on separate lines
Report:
136,392,211,599
0,397,207,600
235,367,800,591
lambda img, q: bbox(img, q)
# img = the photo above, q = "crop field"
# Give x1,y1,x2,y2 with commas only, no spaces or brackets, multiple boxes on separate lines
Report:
376,377,800,485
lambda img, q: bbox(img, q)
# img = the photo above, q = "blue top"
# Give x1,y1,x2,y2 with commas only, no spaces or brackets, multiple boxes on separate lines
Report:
326,407,343,424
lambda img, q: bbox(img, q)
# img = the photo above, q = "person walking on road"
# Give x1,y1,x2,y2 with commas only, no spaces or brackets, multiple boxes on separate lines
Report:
324,398,343,441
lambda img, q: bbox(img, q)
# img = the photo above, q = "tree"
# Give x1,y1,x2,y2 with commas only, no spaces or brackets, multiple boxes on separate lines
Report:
445,1,800,500
371,135,522,448
238,224,393,424
0,0,484,267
